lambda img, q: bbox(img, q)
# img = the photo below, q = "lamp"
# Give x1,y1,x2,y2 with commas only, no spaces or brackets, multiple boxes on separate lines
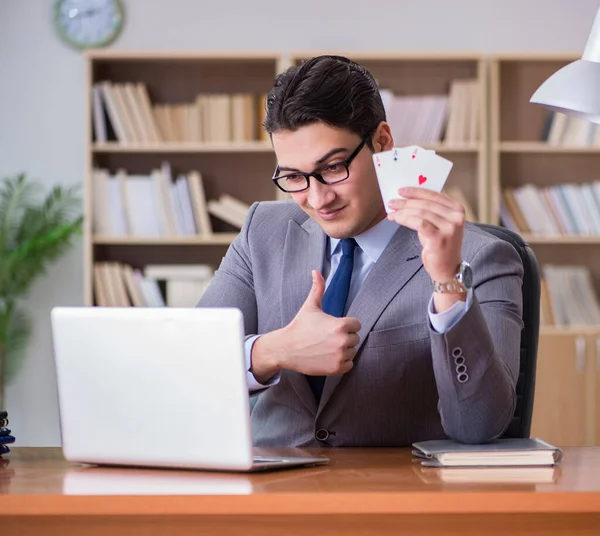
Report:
530,7,600,124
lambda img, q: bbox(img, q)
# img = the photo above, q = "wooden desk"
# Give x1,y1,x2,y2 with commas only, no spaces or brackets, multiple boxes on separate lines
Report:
2,447,600,535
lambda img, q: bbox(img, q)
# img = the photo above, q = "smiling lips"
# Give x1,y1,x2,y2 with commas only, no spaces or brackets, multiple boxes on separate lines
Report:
317,207,345,220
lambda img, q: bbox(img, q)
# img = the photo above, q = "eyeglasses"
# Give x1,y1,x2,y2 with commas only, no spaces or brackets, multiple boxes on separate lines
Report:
271,129,375,193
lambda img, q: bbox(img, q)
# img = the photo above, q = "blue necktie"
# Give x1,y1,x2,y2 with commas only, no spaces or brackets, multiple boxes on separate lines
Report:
307,238,357,401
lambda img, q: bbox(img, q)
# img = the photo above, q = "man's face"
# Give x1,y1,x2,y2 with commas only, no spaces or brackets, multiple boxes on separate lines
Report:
271,123,393,239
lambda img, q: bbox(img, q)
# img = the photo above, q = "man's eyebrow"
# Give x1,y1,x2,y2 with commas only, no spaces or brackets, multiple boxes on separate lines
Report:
278,147,348,172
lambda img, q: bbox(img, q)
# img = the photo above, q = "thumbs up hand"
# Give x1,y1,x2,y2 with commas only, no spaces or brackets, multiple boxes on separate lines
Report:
251,270,361,383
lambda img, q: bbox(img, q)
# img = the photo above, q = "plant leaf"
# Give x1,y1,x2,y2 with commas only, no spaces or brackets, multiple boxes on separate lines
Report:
2,306,32,383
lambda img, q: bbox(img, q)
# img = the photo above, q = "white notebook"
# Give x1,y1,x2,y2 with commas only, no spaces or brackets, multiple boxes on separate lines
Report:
412,438,563,467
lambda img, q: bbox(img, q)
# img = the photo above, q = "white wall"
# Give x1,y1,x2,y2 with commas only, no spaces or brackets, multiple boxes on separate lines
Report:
0,0,597,445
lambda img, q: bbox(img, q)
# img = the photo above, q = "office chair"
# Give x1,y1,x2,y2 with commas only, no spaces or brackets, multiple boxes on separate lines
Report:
473,223,540,439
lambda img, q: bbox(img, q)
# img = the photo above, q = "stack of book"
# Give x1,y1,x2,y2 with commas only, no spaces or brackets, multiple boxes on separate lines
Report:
501,182,600,236
379,78,479,144
92,81,269,144
0,411,14,456
541,111,600,146
93,262,214,307
93,163,251,238
540,265,600,326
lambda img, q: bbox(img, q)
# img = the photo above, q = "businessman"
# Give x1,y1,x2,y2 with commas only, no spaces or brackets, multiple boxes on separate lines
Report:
198,55,524,447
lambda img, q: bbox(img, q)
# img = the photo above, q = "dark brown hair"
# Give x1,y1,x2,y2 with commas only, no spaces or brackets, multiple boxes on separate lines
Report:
263,55,386,148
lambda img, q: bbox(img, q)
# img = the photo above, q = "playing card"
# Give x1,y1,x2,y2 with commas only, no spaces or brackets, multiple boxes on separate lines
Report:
373,146,453,213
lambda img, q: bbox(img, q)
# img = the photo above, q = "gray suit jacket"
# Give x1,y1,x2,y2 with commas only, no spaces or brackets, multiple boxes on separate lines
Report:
198,201,524,447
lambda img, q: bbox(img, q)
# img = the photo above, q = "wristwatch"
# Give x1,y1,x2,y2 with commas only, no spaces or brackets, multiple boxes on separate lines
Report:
432,260,473,294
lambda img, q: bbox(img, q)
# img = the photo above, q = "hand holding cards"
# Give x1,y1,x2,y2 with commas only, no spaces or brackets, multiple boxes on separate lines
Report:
373,146,453,212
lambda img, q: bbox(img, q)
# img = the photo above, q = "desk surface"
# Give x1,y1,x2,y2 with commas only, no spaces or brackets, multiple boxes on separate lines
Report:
2,447,600,517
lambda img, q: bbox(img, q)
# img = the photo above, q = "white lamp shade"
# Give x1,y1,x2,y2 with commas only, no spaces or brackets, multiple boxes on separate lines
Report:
530,6,600,124
530,59,600,124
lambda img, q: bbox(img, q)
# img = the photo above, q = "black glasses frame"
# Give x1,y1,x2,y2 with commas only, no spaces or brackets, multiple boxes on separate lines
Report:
271,129,376,193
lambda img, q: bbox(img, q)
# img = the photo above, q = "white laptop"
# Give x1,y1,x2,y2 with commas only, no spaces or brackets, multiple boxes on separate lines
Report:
50,306,329,472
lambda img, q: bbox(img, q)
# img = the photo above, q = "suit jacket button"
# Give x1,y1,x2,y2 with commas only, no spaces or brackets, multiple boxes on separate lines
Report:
315,429,329,441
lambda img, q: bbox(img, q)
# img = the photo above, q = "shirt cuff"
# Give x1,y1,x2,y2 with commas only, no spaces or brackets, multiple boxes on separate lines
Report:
428,288,473,334
245,334,281,392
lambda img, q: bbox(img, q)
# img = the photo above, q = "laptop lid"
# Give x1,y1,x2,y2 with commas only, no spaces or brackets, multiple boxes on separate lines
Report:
51,306,255,471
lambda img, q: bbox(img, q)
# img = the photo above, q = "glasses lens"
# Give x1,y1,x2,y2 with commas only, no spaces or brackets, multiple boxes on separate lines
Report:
320,163,349,184
275,173,308,192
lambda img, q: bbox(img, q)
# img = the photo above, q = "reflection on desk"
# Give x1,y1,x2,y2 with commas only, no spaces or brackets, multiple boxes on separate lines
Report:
62,463,330,495
414,464,562,486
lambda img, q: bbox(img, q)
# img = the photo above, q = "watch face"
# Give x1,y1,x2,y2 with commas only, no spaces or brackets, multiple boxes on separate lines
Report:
54,0,124,49
461,262,473,288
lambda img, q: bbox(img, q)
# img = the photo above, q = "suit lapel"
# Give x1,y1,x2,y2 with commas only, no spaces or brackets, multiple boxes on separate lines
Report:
280,216,327,413
317,226,424,414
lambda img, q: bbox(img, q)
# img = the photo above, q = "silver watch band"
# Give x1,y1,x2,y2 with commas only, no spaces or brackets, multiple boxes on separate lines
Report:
432,279,468,294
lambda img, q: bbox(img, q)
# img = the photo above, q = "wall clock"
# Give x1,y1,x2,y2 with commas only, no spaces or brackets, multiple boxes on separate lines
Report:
54,0,124,50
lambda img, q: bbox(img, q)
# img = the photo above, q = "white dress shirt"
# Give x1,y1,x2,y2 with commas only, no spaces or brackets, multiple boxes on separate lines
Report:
245,218,473,391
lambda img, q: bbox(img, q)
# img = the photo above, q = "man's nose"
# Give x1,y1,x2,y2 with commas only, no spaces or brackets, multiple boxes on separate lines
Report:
307,178,336,209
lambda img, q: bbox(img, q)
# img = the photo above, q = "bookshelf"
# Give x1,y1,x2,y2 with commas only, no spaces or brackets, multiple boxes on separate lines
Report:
84,50,600,444
85,50,489,309
84,51,289,306
290,52,489,223
490,54,600,446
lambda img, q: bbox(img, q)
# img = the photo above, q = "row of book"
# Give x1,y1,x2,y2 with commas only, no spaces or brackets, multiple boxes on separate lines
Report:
540,265,600,326
501,182,600,236
541,112,600,146
92,167,476,239
94,259,600,327
94,262,214,308
92,81,269,144
379,79,479,144
92,164,250,238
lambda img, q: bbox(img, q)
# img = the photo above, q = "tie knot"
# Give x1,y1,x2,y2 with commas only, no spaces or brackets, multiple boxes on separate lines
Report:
341,238,357,257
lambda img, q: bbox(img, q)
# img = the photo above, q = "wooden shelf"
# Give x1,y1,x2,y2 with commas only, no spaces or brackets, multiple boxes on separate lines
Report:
420,143,481,152
92,142,481,154
499,142,600,153
86,50,281,61
540,326,600,335
291,51,486,61
93,234,239,245
92,142,274,153
522,234,600,245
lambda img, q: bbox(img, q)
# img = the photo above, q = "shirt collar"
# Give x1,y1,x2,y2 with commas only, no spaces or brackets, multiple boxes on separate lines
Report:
329,217,399,263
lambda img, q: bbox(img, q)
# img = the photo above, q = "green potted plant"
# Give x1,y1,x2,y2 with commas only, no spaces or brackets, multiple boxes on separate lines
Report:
0,173,83,409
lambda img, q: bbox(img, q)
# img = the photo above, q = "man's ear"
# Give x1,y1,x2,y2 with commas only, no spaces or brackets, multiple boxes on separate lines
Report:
372,122,394,153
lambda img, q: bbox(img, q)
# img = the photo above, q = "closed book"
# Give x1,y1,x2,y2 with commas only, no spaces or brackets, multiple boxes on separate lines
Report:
412,438,562,467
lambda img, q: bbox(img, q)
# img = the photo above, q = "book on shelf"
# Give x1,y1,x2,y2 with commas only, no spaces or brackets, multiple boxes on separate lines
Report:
379,78,479,145
542,111,600,146
412,438,562,468
540,265,600,326
92,81,267,144
92,163,251,238
500,181,600,236
93,262,214,308
207,194,251,229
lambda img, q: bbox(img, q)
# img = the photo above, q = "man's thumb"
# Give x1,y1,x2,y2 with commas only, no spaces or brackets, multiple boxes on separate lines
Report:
303,270,325,310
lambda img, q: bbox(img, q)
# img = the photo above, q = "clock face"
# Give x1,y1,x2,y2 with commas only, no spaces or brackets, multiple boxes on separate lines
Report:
54,0,124,49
